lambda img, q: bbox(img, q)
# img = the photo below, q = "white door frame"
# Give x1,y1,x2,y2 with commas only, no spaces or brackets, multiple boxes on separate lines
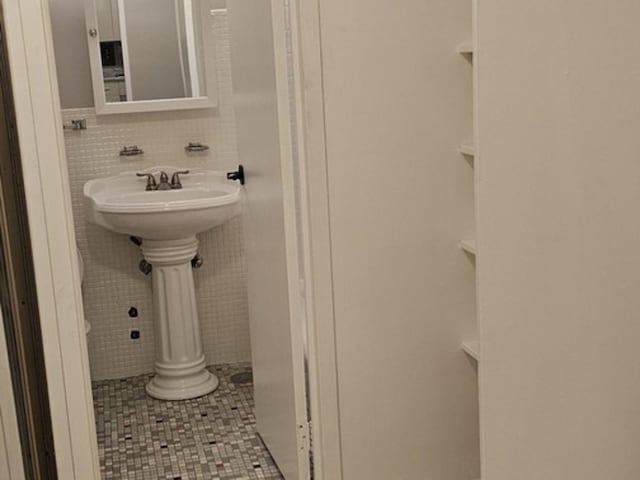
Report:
285,1,343,478
1,0,342,479
0,310,26,480
2,0,99,478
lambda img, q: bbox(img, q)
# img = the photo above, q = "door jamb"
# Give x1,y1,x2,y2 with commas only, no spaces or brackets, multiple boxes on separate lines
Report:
0,309,25,480
1,0,100,478
270,0,312,476
286,1,344,478
1,0,341,479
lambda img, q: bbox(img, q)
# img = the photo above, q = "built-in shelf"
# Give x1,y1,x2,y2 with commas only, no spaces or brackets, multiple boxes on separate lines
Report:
459,239,477,255
459,143,476,157
456,42,474,55
462,341,480,361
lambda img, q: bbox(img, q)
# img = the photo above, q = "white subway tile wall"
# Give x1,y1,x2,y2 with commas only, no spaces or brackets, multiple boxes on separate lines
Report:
62,11,251,381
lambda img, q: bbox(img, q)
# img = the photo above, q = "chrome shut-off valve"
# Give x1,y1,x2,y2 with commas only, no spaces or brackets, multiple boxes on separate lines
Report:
191,254,204,269
139,259,152,275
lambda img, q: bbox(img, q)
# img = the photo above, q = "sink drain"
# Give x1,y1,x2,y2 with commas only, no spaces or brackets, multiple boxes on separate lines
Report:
230,371,253,385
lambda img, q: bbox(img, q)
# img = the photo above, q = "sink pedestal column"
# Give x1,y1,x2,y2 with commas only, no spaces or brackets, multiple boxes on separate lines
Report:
142,236,218,400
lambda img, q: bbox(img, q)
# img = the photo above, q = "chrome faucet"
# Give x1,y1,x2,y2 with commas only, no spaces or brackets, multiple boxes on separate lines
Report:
136,170,189,191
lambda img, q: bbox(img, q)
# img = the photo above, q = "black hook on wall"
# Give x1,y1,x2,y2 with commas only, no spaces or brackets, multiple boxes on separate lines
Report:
226,165,245,185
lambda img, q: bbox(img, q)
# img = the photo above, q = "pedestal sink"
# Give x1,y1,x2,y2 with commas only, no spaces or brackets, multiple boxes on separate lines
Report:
84,167,241,400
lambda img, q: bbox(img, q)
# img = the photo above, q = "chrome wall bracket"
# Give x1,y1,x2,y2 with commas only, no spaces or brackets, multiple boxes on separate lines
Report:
120,146,144,157
185,142,210,153
63,119,87,131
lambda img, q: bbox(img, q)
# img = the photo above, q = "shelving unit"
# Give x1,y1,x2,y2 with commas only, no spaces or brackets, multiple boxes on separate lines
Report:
456,2,479,321
458,1,481,477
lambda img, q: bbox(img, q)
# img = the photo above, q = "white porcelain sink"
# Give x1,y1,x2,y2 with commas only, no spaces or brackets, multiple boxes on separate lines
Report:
84,167,241,240
84,167,242,401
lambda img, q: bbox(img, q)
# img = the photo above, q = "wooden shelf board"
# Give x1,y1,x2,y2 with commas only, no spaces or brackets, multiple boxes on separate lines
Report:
459,239,477,255
459,143,476,157
462,341,480,361
456,42,475,55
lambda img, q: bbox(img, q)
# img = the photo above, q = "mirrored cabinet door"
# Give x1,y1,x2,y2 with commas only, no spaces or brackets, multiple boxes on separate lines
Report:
96,0,120,42
84,0,217,114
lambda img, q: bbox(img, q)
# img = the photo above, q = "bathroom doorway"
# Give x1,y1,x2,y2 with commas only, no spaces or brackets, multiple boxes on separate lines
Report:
4,0,318,478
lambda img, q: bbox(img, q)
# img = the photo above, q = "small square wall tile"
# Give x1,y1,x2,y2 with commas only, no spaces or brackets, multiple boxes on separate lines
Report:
64,12,251,381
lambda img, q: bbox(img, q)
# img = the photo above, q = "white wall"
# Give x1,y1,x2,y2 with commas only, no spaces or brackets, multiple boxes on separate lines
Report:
317,0,480,478
49,3,248,381
477,1,640,479
49,0,94,107
61,11,250,381
123,0,187,100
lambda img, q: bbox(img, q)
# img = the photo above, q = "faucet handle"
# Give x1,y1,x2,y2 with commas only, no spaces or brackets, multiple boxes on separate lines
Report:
136,172,157,191
170,170,190,189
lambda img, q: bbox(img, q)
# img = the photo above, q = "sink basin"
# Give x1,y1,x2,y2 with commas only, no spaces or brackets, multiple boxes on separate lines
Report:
83,167,243,401
84,167,241,240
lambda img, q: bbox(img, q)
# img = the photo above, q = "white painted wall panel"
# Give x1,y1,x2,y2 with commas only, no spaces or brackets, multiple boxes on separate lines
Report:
61,12,251,380
317,1,480,478
477,1,640,479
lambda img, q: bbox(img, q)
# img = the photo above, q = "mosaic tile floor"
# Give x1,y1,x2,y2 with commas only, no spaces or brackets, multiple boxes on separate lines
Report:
92,364,284,480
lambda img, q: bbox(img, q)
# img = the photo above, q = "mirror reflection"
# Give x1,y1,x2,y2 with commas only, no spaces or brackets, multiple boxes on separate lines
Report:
95,0,208,104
